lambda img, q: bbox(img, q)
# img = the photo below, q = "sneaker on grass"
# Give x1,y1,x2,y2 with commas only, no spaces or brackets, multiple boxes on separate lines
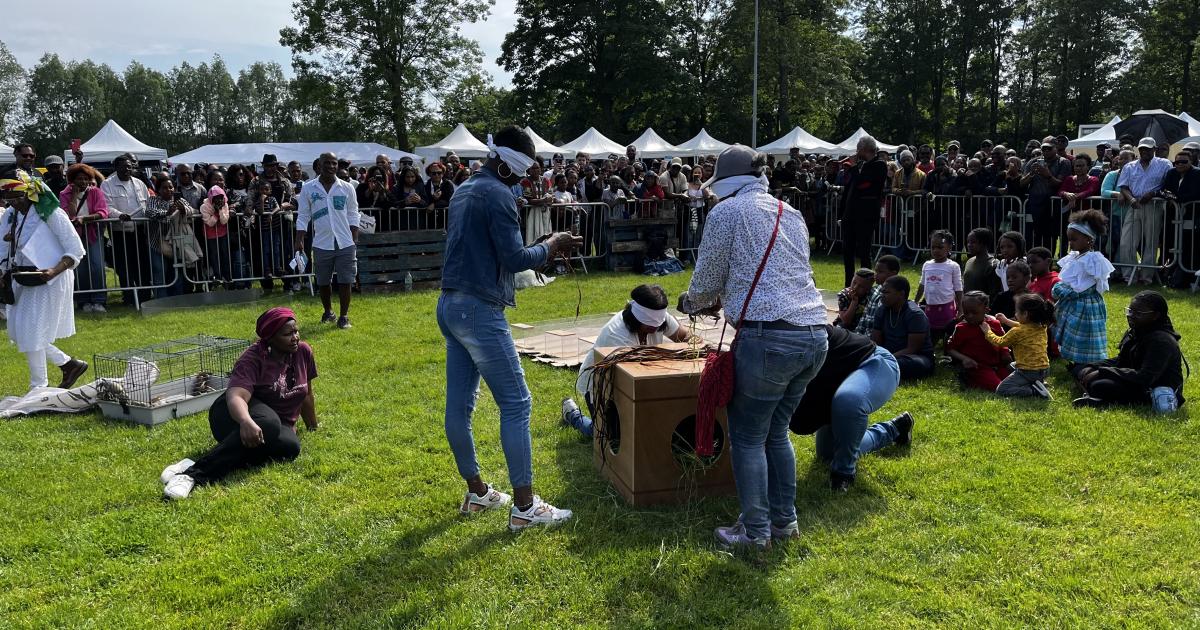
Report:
320,311,337,324
509,496,572,532
770,520,799,541
163,474,195,500
714,521,770,550
160,458,195,484
460,484,512,515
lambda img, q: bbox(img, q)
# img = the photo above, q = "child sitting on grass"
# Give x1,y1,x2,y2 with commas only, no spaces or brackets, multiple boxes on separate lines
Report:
947,291,1012,392
1073,291,1185,412
1053,209,1115,373
1026,247,1059,303
982,293,1055,399
995,230,1026,292
990,260,1032,319
915,229,963,346
962,227,1002,299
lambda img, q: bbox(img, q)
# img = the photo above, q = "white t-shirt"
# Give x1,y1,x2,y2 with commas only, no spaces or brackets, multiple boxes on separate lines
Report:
920,259,963,306
575,311,681,396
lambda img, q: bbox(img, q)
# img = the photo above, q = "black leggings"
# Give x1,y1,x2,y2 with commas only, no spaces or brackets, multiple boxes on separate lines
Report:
1084,378,1151,406
842,214,875,286
187,392,301,483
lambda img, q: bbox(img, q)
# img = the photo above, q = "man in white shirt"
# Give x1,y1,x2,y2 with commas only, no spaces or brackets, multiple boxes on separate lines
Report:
1117,137,1173,283
100,153,152,304
296,152,360,329
560,284,690,437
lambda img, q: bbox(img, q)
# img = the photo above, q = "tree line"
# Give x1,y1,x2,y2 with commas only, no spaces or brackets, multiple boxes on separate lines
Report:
2,0,1197,159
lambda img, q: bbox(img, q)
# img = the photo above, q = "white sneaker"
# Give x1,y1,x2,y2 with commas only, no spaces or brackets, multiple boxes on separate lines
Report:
163,474,195,500
93,304,106,313
460,484,512,515
160,458,195,484
509,496,573,532
81,303,95,313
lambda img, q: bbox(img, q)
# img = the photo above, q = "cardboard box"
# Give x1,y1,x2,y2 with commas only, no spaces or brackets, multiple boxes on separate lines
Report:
590,344,736,506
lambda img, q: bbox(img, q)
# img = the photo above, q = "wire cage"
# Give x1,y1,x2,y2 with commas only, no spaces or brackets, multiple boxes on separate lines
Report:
92,335,251,426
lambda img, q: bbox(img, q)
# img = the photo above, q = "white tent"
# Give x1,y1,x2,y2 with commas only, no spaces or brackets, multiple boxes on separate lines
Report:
1067,115,1122,154
558,127,626,157
170,142,419,169
524,127,571,159
414,124,489,163
831,128,899,156
757,126,836,155
1,142,13,155
629,128,680,158
675,129,730,157
1178,112,1200,136
64,119,168,164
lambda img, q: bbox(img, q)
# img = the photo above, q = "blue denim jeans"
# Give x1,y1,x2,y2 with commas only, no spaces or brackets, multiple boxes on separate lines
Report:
814,346,901,476
726,324,828,540
437,290,534,489
75,236,108,305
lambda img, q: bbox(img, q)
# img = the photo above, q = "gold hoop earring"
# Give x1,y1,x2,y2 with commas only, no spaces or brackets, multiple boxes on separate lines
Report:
497,162,513,179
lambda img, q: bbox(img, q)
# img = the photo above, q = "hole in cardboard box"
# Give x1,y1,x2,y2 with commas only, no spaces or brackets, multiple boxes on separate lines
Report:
671,414,723,472
603,399,621,455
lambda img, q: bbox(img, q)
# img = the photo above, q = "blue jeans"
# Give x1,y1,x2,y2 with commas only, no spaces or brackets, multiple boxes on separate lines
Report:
437,290,534,489
727,324,828,540
814,347,901,476
75,236,107,305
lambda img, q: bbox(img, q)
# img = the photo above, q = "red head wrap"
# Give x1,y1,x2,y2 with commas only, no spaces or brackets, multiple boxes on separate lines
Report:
256,307,296,339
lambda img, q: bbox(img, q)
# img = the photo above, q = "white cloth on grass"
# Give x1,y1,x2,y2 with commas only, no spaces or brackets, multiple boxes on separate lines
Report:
0,207,85,353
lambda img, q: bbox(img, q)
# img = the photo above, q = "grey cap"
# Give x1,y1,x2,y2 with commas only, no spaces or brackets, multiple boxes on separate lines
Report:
1185,142,1200,151
44,155,64,166
702,144,763,188
1138,136,1156,149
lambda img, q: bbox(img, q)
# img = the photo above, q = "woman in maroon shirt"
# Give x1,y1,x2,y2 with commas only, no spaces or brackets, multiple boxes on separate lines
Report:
1058,155,1100,212
160,307,319,500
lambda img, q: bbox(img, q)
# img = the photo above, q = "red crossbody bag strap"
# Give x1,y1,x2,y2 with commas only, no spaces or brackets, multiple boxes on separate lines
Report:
714,199,784,349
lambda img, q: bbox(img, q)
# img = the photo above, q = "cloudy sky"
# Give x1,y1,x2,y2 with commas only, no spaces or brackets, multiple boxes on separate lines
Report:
4,0,517,86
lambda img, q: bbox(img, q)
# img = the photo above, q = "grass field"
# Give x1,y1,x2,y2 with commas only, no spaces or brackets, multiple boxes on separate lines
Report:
0,255,1198,628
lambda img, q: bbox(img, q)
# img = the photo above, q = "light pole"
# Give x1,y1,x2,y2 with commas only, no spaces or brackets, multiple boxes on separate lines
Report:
751,0,759,147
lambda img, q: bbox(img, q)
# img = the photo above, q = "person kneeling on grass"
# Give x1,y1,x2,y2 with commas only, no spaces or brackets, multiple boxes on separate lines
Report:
790,325,914,492
561,284,691,437
980,293,1054,399
161,307,319,500
1073,291,1185,412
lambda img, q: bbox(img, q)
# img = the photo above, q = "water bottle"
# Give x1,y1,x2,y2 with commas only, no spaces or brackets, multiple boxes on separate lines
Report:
1151,386,1178,414
404,271,413,291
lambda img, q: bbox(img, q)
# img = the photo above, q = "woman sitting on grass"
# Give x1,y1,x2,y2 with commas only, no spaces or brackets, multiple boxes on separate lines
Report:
561,284,691,437
161,307,319,500
871,275,935,380
1073,291,1184,413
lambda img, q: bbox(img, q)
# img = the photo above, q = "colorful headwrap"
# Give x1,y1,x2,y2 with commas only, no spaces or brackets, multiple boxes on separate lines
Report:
0,170,59,222
256,307,296,339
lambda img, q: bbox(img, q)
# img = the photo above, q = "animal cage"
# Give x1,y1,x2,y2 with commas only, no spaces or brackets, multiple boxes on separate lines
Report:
93,335,250,426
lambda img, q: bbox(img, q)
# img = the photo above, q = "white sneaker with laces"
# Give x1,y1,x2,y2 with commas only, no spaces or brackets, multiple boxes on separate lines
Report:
163,474,195,500
160,458,195,484
509,496,573,532
460,484,512,515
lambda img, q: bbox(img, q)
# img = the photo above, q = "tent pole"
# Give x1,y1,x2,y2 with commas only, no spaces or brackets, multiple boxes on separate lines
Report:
752,0,759,148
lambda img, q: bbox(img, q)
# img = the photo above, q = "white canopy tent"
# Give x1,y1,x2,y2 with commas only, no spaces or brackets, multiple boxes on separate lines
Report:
1177,112,1200,136
558,127,626,157
675,129,730,157
1,142,13,155
831,128,899,156
524,127,571,159
1067,115,1122,154
169,142,419,169
65,119,168,164
757,126,836,155
628,128,680,158
414,124,489,164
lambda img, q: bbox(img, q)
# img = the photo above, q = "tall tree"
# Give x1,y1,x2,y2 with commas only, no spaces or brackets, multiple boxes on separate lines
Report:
0,41,24,144
280,0,492,150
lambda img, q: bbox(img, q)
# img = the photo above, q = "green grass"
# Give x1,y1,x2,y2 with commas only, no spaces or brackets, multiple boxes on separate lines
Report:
1,256,1198,628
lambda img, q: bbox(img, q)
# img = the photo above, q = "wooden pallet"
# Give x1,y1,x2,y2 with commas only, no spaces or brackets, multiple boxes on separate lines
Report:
357,229,445,291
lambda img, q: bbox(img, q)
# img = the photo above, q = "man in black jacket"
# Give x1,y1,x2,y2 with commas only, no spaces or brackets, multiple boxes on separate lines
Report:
840,135,888,286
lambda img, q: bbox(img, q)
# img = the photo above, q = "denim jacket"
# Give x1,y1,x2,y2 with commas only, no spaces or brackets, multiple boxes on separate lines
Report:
441,167,549,307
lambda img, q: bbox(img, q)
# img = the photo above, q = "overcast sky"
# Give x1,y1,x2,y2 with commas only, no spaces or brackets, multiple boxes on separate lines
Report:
4,0,516,86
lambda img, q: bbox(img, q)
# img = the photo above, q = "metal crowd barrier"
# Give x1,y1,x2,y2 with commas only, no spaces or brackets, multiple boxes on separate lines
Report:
1177,200,1200,278
903,194,1026,260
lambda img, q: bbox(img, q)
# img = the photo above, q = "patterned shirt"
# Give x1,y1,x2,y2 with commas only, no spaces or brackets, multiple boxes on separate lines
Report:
854,284,883,336
682,181,826,326
1117,157,1173,198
